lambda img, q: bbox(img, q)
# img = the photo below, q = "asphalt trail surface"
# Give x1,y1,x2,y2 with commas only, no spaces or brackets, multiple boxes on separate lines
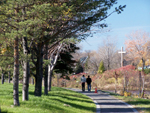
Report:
67,88,139,113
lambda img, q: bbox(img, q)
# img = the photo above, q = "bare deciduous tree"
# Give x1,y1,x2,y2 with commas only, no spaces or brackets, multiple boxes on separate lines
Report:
98,38,119,70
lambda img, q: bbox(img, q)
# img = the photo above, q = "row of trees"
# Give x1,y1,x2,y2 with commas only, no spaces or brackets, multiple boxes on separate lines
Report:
0,0,126,106
73,30,150,74
73,37,121,75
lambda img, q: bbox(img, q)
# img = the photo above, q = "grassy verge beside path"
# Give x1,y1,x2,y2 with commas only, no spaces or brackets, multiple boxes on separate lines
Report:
0,82,96,113
101,90,150,113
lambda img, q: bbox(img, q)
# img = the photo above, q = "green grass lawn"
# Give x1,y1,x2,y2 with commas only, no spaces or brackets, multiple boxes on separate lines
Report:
0,82,96,113
102,90,150,113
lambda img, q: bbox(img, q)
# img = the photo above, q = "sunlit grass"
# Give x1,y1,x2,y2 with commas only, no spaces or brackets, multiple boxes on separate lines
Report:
0,82,96,113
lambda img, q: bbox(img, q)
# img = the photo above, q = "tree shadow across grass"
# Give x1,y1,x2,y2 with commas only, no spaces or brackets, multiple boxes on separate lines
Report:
49,90,90,99
50,98,96,112
52,87,70,91
28,91,35,96
27,88,92,100
127,99,150,105
1,110,9,113
47,93,93,104
21,100,69,112
0,90,13,96
20,94,95,113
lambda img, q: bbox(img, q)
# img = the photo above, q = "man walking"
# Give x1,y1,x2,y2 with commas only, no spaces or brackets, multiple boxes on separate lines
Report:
81,75,86,92
86,76,92,91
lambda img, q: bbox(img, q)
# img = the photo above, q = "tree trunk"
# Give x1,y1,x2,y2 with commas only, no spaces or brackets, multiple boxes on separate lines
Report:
22,37,30,101
44,44,48,95
32,77,34,85
125,77,128,92
115,78,117,94
139,71,142,97
57,74,61,87
22,62,30,100
44,65,48,95
48,43,62,91
57,75,59,87
123,74,126,92
13,36,20,106
1,73,4,84
34,43,43,96
140,58,145,97
48,68,53,91
126,79,129,92
114,72,117,93
8,71,11,83
141,75,145,98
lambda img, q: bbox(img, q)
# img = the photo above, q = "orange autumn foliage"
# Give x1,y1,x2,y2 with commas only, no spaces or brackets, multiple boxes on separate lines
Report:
125,30,150,63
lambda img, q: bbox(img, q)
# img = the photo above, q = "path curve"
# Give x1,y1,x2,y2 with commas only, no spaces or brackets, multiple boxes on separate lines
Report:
67,88,139,113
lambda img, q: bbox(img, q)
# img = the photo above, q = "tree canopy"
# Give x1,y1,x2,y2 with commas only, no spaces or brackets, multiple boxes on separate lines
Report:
0,0,126,106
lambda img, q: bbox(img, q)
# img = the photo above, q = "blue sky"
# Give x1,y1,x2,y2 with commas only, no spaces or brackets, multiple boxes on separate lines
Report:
79,0,150,52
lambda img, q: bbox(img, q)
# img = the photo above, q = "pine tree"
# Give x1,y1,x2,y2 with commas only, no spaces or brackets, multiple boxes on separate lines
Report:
0,0,126,104
74,61,84,74
54,43,78,76
98,61,105,74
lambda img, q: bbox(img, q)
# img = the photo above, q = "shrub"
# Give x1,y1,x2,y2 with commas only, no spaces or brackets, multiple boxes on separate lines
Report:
133,94,139,98
107,78,115,84
120,90,124,96
127,92,132,96
98,61,105,74
124,91,132,97
124,91,128,97
117,78,123,85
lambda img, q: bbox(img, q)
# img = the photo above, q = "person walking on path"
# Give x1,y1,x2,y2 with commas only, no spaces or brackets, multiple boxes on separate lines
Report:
81,75,86,92
86,75,92,91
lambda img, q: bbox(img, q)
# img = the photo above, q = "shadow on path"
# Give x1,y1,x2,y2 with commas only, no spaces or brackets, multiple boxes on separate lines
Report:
66,88,139,113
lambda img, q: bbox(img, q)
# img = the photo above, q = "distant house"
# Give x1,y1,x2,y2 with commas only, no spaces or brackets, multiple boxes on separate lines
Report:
138,65,150,70
80,56,88,66
138,59,150,70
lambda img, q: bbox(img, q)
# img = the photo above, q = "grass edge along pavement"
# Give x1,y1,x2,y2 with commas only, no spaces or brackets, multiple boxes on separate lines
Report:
101,90,150,113
66,88,140,113
66,88,101,113
0,82,96,113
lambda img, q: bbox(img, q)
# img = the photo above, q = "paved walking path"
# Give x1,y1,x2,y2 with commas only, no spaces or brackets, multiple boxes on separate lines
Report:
67,88,139,113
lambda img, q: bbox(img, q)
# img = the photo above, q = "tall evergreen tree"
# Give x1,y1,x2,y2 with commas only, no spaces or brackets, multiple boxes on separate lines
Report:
0,0,126,104
54,43,79,76
98,61,105,74
74,61,84,74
